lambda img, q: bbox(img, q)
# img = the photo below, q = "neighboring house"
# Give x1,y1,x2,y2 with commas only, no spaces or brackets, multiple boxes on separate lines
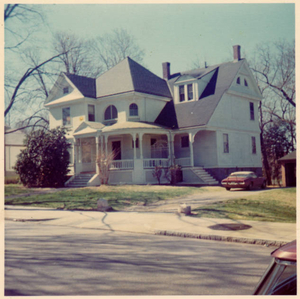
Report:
45,45,263,186
5,127,26,176
279,150,296,187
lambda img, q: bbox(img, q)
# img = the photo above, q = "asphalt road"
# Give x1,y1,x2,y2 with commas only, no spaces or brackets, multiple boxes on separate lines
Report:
5,221,274,296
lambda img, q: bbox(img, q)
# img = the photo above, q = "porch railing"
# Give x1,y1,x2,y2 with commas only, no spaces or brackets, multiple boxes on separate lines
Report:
110,159,134,170
143,158,169,168
175,157,191,167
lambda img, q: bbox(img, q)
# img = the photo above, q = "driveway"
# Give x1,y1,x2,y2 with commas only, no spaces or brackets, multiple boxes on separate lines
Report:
123,187,272,213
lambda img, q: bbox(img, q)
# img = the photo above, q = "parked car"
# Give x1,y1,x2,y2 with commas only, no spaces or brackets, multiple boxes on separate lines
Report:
253,240,296,295
221,171,266,191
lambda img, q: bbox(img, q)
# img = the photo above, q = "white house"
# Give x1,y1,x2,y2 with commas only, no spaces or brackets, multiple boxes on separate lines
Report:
45,45,263,186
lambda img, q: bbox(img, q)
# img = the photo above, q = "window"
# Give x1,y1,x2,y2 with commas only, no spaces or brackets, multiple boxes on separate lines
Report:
179,85,185,102
250,102,255,120
63,87,69,94
88,105,95,122
104,105,118,120
252,136,257,154
188,84,193,101
62,107,71,126
237,77,240,84
244,79,248,87
223,133,229,153
129,103,138,116
132,138,139,148
181,136,189,148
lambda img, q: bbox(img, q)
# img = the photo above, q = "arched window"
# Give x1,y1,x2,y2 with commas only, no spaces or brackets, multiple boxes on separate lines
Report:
244,79,248,87
129,103,138,116
104,105,118,120
236,77,240,84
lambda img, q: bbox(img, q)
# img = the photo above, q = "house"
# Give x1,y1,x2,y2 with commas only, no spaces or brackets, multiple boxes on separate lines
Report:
5,126,26,177
278,150,296,187
45,45,263,186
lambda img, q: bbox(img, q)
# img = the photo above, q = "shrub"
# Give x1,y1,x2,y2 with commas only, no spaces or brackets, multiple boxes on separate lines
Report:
14,127,71,188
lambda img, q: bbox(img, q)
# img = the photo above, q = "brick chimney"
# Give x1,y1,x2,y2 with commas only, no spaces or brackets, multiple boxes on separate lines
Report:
162,62,170,79
233,45,241,61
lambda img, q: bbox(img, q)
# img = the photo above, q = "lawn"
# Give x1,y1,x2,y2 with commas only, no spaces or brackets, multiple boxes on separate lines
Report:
192,188,296,223
5,184,205,210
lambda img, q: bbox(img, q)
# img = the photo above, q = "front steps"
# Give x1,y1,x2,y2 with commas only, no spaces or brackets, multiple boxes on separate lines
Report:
66,173,95,188
191,167,219,185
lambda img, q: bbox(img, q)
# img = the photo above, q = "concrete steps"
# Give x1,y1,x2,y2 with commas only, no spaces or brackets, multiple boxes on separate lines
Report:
191,167,219,185
66,173,95,188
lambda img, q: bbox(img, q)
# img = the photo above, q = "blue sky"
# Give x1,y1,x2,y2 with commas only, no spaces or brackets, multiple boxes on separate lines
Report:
17,3,298,77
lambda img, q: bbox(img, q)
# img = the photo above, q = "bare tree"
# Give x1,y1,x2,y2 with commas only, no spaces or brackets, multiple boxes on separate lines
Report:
52,31,103,77
92,28,145,71
4,4,45,51
249,40,295,184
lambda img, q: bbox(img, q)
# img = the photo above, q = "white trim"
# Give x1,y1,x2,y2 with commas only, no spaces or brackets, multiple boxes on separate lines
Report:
226,89,262,101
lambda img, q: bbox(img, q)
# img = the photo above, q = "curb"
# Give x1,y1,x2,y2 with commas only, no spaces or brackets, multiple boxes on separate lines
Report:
154,230,287,247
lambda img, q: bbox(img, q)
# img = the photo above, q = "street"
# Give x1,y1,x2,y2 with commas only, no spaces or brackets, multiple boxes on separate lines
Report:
5,221,273,296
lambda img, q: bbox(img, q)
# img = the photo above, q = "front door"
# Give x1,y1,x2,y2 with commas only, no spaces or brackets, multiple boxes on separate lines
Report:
112,141,121,160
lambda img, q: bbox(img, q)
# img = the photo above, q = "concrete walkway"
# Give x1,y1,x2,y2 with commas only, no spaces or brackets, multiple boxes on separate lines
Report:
4,205,296,247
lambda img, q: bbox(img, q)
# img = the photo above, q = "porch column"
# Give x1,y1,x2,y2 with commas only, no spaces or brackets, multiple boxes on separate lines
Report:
73,138,76,175
132,133,137,160
95,136,99,174
139,133,143,159
168,133,175,165
189,132,195,167
104,135,108,158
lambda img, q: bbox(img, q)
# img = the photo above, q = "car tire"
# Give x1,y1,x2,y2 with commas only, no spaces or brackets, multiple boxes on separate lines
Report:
261,181,266,189
247,182,254,190
226,187,231,191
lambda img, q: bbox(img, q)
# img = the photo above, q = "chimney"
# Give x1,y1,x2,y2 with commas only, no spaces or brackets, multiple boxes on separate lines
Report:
162,62,170,79
233,45,241,61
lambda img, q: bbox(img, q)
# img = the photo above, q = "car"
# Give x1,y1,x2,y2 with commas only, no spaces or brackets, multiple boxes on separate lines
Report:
221,171,266,191
253,240,296,295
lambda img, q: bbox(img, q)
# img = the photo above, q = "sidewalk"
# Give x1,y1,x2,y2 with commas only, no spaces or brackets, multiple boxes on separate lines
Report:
4,205,296,247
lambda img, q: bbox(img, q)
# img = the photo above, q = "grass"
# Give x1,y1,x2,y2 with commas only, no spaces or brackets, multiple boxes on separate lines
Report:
192,188,296,223
5,184,205,210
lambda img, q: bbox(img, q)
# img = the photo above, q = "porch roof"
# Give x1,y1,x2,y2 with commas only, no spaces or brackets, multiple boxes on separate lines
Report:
73,121,169,136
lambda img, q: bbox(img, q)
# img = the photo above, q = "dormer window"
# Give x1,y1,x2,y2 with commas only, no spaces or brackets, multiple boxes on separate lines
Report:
63,87,69,94
129,103,138,116
244,79,248,87
179,85,185,102
188,84,193,101
236,77,241,84
104,105,118,121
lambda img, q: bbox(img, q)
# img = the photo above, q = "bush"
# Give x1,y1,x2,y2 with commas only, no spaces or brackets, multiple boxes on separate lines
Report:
5,175,20,184
14,127,71,188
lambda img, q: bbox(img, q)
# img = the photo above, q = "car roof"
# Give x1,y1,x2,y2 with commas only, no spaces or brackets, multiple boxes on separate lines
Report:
230,171,254,175
271,240,296,262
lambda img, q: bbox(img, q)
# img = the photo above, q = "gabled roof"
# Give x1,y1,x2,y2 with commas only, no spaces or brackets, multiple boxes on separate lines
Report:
156,59,245,129
95,57,172,99
65,73,96,98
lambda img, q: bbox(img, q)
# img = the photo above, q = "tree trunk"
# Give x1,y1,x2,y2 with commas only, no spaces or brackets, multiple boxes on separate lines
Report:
260,132,272,185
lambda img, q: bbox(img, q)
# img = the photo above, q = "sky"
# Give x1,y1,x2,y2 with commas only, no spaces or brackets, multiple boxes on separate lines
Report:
38,2,295,77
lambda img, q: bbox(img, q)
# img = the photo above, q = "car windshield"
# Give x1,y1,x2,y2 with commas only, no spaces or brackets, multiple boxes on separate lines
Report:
255,259,297,295
229,174,249,178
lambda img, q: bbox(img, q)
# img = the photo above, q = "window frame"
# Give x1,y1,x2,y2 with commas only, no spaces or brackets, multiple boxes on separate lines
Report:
63,87,69,94
223,133,229,153
179,85,185,102
104,105,118,121
62,107,71,126
88,104,95,122
250,102,255,121
129,103,139,117
237,77,241,84
187,84,193,101
252,136,257,154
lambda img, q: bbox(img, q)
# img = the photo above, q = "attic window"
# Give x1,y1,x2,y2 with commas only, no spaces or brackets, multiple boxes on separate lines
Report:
63,87,69,94
244,79,248,87
236,77,241,85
